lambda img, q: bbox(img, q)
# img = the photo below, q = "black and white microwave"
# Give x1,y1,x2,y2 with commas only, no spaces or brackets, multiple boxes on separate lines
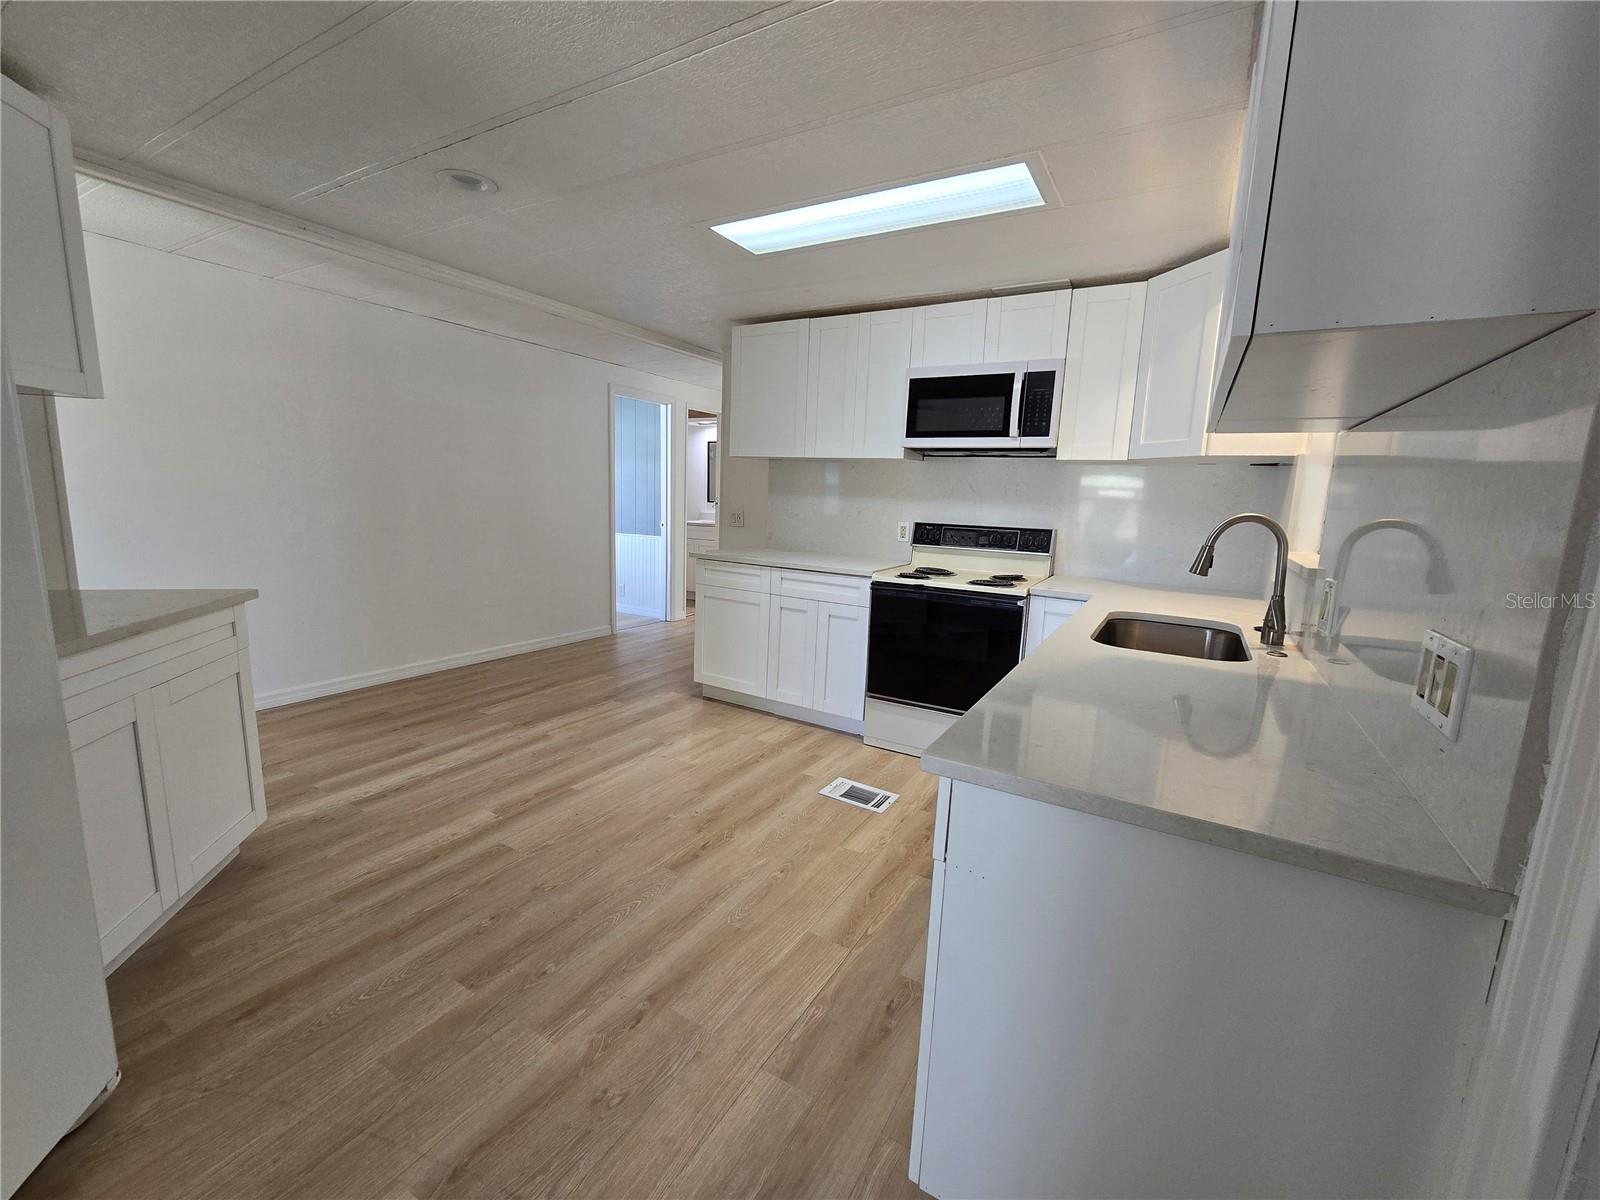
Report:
902,360,1063,454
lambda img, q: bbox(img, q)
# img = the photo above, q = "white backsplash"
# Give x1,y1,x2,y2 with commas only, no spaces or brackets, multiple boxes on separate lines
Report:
767,458,1291,595
1304,315,1599,891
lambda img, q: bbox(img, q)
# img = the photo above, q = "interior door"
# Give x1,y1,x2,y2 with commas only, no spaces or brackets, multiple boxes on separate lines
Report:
614,394,669,621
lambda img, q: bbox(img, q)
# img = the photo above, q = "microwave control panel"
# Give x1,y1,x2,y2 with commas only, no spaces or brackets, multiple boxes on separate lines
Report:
1018,369,1057,438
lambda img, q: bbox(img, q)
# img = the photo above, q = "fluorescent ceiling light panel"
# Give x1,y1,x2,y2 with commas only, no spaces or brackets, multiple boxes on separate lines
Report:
711,163,1045,254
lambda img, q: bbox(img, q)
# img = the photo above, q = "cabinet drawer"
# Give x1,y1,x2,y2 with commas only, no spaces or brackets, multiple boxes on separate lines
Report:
696,559,770,594
775,569,869,607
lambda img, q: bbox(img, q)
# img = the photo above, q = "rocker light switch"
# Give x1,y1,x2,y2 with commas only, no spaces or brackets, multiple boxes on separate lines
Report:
1410,629,1473,740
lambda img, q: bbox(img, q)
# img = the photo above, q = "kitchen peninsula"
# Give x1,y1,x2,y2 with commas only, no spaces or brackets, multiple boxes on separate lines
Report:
911,576,1509,1199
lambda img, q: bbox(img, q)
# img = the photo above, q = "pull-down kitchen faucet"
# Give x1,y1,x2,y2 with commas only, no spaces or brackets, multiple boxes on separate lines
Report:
1190,513,1290,646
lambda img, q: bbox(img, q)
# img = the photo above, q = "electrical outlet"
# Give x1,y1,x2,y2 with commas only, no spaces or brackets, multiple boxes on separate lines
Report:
1411,629,1473,740
896,521,911,543
726,508,745,528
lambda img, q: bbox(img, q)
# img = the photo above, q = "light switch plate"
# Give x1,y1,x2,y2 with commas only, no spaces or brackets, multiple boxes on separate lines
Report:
726,508,745,528
1411,629,1473,740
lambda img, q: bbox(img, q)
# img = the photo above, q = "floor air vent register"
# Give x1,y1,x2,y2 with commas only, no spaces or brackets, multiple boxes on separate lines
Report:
819,778,899,813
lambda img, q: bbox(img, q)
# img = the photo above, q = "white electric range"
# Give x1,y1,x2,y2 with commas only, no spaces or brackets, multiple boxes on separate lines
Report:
864,522,1055,756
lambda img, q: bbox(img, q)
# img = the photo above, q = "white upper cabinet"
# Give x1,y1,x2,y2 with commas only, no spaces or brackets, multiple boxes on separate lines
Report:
1129,251,1228,459
731,311,909,460
910,300,990,368
729,318,808,456
2,78,102,398
1212,0,1598,431
854,308,915,458
910,292,1071,368
1057,283,1145,461
805,314,861,459
984,290,1071,363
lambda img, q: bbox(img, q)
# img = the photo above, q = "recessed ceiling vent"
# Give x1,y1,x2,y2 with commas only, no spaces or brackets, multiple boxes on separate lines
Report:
819,777,899,813
435,168,499,194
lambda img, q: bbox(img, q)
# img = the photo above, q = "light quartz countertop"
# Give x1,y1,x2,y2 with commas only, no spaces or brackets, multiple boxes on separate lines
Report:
923,574,1512,916
51,588,258,658
693,546,898,577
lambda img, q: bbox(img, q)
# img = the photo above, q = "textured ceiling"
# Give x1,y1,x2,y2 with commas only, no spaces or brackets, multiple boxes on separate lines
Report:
2,1,1258,352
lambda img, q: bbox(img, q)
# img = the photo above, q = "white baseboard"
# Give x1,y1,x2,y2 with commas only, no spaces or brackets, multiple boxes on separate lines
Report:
254,626,614,710
701,685,864,736
616,603,664,619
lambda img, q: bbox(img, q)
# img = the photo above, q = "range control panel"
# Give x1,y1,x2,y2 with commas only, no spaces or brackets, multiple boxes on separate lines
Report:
912,523,1054,555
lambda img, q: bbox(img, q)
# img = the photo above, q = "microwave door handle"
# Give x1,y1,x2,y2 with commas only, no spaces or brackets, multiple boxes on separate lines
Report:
1008,372,1024,441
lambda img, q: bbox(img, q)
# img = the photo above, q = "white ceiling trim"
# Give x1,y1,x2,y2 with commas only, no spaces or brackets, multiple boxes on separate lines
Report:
127,2,404,164
76,151,722,372
380,0,1254,245
293,0,824,204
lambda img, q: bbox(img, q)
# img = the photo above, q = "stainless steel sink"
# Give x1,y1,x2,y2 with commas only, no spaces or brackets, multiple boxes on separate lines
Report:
1092,617,1251,661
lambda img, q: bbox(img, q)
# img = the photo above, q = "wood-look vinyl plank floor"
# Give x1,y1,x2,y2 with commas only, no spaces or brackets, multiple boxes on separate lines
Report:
20,617,935,1200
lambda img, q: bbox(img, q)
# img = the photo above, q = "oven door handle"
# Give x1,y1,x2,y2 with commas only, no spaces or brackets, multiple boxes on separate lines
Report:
1008,371,1024,441
870,582,1026,610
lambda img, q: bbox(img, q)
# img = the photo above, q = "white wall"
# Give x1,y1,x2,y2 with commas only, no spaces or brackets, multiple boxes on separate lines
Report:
765,458,1291,596
686,420,717,523
57,235,719,705
1301,315,1600,890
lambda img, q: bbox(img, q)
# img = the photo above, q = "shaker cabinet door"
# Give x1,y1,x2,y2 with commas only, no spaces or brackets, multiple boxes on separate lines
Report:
766,595,819,709
1,78,102,397
730,319,809,457
812,601,869,720
156,656,264,891
910,300,990,368
1129,250,1228,459
984,289,1071,362
68,694,177,964
806,314,861,458
1058,283,1145,461
855,308,915,458
694,584,771,695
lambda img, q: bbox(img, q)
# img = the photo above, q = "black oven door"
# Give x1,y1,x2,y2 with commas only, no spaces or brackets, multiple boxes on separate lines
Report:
867,583,1026,714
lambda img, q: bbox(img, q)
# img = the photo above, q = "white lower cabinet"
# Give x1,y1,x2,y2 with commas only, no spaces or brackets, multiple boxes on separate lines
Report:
693,583,770,695
913,780,1504,1199
1023,595,1086,656
766,595,819,707
62,604,267,969
694,559,869,731
158,655,263,890
68,694,177,965
811,601,868,720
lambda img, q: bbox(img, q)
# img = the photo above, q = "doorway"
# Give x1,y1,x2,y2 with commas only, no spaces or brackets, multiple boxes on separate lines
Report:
685,412,719,612
612,391,671,629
